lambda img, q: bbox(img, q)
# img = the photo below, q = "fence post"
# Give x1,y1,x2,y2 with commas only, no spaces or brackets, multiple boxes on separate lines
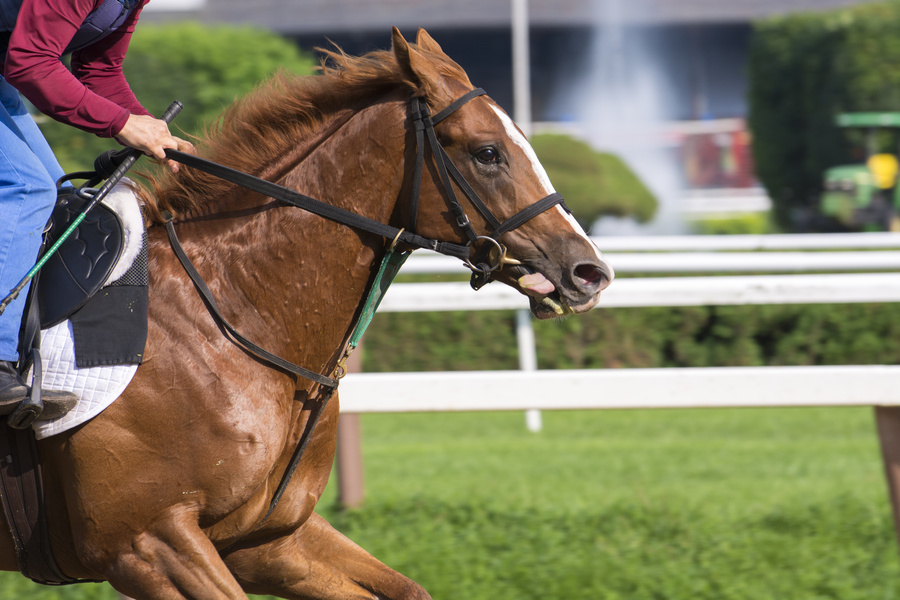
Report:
875,406,900,555
515,309,542,432
336,346,365,509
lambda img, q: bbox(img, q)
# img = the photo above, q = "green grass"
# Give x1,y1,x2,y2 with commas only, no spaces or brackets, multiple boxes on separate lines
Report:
3,407,899,599
315,408,899,600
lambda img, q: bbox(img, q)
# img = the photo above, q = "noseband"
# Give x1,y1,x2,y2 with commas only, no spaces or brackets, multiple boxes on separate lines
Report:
408,89,567,289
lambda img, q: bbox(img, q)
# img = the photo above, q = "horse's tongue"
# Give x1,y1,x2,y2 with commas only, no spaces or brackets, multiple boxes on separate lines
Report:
518,272,556,295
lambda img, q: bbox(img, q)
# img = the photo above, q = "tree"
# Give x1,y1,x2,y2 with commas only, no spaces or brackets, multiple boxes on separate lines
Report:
748,2,900,229
530,133,657,229
39,22,317,173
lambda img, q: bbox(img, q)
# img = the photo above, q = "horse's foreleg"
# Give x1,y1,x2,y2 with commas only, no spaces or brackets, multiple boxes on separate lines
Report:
91,512,249,600
224,512,431,600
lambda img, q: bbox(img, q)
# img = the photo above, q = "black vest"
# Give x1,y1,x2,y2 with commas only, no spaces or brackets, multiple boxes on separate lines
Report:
1,0,139,63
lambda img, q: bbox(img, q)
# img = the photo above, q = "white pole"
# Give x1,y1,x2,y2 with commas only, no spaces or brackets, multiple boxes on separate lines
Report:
512,0,532,137
516,309,542,432
512,0,539,431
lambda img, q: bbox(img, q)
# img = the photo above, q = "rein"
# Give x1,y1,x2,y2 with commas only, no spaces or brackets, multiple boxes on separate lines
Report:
161,89,564,539
163,150,471,262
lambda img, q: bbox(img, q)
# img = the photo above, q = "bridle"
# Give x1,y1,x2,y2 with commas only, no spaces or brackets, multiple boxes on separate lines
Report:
162,87,571,383
162,87,570,384
407,88,567,289
166,87,567,292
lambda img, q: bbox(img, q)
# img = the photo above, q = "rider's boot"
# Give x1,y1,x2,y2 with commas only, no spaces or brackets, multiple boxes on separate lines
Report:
0,360,77,420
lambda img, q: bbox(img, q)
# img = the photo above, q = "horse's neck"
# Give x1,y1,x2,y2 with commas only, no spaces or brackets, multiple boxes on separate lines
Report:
181,100,409,379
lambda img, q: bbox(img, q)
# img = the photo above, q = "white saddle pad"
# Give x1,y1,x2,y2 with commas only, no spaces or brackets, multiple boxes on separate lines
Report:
31,181,145,440
32,322,137,439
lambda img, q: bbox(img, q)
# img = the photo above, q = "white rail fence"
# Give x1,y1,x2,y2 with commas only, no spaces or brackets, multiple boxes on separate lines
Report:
341,365,900,413
336,233,900,550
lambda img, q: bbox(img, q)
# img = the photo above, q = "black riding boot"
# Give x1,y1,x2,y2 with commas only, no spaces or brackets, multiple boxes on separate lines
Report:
0,360,27,403
0,360,77,420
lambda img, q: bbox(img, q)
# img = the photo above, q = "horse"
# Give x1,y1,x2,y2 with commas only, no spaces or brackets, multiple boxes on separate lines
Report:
0,28,613,599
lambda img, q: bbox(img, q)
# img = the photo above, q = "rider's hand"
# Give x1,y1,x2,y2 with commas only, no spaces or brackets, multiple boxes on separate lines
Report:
116,113,196,173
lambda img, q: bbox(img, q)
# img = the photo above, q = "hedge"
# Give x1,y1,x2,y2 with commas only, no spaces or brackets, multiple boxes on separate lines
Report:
530,133,658,227
748,1,900,229
361,302,900,372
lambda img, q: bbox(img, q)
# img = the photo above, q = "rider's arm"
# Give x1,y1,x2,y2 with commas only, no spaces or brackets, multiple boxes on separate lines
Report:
2,0,151,139
70,1,150,122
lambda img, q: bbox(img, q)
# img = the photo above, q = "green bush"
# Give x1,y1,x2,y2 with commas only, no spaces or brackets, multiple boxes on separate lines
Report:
531,133,658,228
362,302,900,372
692,213,775,235
748,1,900,229
39,22,316,173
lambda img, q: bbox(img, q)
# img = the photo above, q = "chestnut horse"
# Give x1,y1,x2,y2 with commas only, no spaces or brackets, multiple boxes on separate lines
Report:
0,29,612,599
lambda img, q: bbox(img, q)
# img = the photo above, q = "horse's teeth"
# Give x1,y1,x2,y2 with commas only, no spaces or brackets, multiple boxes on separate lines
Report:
540,296,566,316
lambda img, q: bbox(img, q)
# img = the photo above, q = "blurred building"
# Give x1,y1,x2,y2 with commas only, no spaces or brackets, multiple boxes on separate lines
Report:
144,0,874,214
147,0,870,122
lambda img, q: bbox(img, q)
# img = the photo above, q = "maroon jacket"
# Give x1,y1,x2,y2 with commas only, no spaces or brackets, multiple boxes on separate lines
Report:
3,0,152,138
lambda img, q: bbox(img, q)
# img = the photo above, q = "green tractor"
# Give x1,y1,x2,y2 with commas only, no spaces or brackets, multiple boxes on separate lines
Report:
820,112,900,231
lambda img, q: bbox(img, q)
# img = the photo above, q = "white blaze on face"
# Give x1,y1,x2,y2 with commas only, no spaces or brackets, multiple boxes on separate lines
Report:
490,105,555,195
490,105,611,273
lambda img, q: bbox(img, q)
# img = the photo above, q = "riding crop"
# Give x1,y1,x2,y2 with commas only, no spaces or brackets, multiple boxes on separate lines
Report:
0,100,183,316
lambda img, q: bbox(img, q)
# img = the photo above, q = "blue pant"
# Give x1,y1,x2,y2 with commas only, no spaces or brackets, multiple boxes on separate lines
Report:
0,77,63,362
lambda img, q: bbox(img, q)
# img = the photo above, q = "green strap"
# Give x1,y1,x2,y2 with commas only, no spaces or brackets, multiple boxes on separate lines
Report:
348,250,410,349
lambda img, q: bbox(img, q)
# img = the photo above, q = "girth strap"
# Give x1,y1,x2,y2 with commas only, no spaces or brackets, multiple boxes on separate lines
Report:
0,421,88,585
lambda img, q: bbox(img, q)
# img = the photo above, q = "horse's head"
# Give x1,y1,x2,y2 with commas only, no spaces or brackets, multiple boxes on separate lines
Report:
392,29,614,319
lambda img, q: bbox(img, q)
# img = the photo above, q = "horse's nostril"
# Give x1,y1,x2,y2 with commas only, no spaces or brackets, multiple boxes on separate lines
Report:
574,263,610,291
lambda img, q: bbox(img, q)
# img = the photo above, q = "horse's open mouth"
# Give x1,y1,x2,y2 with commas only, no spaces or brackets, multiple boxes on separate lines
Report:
513,265,594,319
512,265,605,319
515,268,569,317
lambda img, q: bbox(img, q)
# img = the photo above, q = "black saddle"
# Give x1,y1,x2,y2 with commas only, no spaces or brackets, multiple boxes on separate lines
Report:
27,187,149,369
38,189,124,329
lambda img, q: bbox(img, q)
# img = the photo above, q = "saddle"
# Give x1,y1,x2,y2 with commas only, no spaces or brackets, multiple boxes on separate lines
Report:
0,184,149,586
36,186,150,367
39,188,125,328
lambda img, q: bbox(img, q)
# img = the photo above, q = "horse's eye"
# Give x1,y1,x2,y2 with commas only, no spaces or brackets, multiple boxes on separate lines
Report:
475,147,500,165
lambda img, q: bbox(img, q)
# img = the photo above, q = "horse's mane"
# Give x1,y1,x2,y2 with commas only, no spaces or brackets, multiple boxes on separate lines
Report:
141,41,468,224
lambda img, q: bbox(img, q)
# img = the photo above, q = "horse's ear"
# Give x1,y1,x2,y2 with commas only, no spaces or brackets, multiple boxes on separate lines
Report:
415,28,446,56
392,27,413,70
392,26,442,94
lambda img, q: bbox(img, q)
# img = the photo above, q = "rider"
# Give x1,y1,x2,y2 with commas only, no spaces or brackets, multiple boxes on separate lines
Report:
0,0,194,417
